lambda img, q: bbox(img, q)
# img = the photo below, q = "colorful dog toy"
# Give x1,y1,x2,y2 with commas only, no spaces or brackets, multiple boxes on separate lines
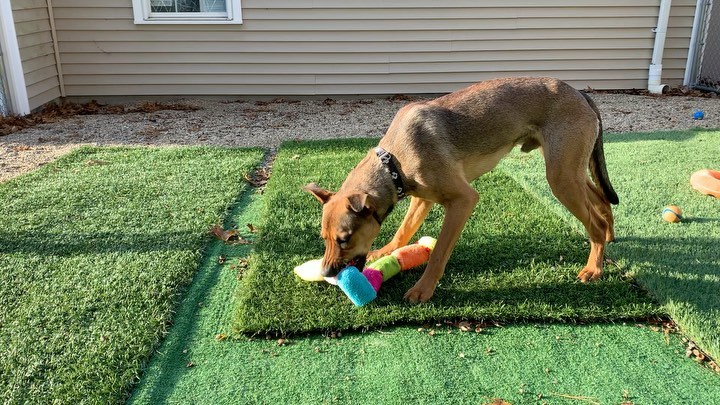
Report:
293,237,436,306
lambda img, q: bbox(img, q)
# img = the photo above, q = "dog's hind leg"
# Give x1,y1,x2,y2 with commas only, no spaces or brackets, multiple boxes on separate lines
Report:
586,179,615,242
369,197,434,260
544,151,609,283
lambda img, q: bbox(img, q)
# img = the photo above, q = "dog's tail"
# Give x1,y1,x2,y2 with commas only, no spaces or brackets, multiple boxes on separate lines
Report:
582,92,619,205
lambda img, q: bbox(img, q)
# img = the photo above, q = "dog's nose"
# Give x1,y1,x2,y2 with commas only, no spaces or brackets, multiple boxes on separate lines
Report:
321,255,367,278
321,260,342,278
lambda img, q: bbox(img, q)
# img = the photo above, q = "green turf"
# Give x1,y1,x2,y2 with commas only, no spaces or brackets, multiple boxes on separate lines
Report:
0,146,263,404
499,129,720,361
233,139,659,334
131,187,719,404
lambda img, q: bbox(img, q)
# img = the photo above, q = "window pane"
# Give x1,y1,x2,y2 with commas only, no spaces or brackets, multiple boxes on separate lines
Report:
150,0,226,13
200,0,226,12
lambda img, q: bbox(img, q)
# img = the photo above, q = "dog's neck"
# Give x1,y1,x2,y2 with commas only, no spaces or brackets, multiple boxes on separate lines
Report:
374,147,407,199
339,151,404,223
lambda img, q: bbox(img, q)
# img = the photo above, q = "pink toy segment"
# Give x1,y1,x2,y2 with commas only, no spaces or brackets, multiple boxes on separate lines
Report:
362,268,383,292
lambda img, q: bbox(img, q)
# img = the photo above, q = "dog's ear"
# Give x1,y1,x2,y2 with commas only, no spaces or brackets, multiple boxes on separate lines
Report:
347,193,380,215
304,183,334,204
346,193,369,213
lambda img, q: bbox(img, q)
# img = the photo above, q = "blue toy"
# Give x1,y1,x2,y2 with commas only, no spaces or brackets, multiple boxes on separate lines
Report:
336,266,377,307
693,110,705,120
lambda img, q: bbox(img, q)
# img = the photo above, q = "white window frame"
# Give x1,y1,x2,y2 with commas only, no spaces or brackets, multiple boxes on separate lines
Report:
132,0,242,25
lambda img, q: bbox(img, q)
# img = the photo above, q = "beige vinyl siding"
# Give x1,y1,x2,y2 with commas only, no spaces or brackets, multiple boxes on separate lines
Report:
51,0,696,97
12,0,61,110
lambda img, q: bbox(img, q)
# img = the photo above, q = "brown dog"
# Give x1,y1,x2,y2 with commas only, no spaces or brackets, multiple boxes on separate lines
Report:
305,77,618,303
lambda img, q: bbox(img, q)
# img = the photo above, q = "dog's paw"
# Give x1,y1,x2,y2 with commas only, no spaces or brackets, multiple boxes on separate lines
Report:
577,266,603,283
403,279,437,304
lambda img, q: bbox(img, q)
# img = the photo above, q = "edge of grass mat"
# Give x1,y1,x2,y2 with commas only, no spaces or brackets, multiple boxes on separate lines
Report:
233,139,660,335
0,146,265,404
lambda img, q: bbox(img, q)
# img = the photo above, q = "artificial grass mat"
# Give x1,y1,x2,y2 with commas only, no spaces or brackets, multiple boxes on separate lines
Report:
499,128,720,362
0,146,263,403
131,185,719,404
233,139,659,334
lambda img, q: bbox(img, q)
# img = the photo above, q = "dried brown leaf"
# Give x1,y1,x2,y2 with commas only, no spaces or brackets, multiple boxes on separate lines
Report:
210,224,245,243
457,321,471,332
11,145,32,152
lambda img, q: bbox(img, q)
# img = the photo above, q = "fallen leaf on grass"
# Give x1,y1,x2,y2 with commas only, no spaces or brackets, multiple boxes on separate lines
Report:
215,333,228,341
85,159,108,166
244,167,270,188
211,224,237,241
458,321,471,332
210,224,252,245
231,259,249,280
246,223,257,233
683,338,715,367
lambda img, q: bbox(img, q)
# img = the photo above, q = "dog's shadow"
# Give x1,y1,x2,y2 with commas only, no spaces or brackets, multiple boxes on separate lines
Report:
371,231,648,313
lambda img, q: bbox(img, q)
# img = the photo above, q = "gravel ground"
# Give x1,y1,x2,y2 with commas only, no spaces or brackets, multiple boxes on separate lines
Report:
1,93,719,183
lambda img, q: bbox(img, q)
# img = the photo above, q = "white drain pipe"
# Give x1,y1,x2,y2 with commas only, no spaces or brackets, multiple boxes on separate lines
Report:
648,0,673,94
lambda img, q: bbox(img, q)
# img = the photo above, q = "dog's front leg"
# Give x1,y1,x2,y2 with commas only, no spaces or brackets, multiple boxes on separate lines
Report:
368,197,433,260
404,186,479,303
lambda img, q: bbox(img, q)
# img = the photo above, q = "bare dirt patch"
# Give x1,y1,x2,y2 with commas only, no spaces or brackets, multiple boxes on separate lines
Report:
2,93,719,183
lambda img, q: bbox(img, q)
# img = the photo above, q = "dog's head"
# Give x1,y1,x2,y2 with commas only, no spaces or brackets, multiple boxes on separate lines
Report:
304,183,382,277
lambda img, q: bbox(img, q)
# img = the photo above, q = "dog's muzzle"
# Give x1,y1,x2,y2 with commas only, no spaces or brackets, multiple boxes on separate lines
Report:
321,255,366,277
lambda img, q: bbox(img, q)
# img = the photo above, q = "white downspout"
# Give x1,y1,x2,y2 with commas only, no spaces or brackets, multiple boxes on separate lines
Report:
648,0,673,94
0,0,30,115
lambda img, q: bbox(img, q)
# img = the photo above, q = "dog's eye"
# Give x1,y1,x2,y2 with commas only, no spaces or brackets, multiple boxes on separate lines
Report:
336,236,350,249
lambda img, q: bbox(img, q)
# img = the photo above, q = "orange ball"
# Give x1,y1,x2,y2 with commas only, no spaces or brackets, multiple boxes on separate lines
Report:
661,205,683,223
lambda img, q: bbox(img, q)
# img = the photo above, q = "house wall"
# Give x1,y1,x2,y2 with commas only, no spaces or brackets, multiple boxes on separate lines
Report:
12,0,61,110
48,1,698,97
